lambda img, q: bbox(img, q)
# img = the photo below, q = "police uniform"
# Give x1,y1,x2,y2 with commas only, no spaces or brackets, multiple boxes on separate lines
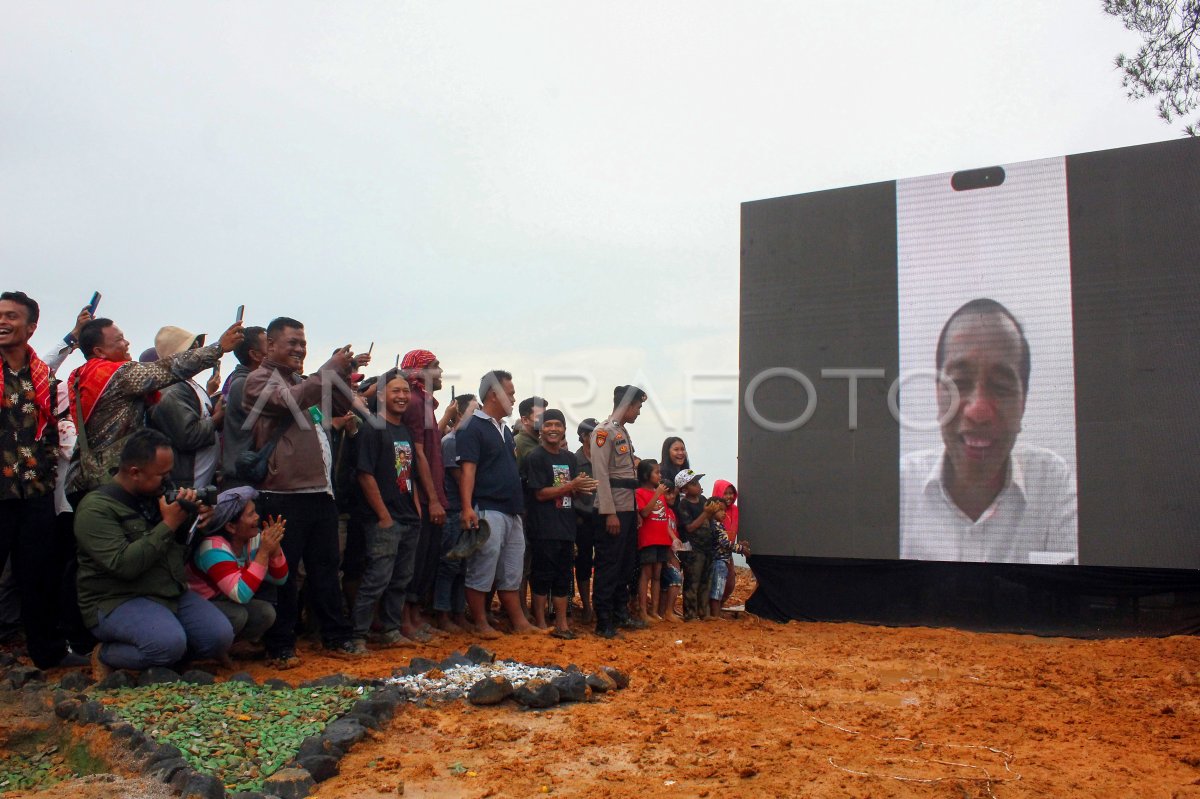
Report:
589,415,639,633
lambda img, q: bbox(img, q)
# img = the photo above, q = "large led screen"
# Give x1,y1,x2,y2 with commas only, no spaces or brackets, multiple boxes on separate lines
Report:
739,137,1200,570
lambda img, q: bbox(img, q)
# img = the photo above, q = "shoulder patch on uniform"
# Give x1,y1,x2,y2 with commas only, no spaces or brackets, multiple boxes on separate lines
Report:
595,430,608,447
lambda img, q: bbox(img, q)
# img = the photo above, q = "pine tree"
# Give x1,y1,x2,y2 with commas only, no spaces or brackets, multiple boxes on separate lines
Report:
1104,0,1200,135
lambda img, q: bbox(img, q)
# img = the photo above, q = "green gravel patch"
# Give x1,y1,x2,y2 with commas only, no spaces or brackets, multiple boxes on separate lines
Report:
0,740,73,792
97,680,368,793
0,730,108,792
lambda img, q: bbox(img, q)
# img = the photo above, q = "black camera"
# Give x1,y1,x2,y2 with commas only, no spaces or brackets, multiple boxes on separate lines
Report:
163,485,219,512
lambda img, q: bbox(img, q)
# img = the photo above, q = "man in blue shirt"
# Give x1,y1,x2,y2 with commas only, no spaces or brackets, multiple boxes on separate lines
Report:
455,370,540,638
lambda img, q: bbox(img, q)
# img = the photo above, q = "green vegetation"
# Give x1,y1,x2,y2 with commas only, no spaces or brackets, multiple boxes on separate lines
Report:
99,680,366,792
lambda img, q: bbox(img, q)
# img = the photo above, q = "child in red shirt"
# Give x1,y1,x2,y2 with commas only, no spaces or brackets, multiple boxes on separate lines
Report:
635,459,674,623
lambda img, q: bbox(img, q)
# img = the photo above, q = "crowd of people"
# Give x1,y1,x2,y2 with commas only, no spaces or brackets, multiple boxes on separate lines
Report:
0,290,748,678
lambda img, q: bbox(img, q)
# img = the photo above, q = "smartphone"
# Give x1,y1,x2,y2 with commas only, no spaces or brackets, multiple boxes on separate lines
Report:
87,292,101,315
235,305,244,323
394,354,400,369
211,366,219,377
367,341,374,355
451,385,456,400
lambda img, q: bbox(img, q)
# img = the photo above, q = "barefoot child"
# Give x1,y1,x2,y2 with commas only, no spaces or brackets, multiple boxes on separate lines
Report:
635,459,672,622
708,502,750,619
658,483,684,621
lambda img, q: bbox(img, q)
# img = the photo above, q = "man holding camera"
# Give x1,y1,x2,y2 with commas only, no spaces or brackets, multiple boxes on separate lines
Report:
74,429,234,677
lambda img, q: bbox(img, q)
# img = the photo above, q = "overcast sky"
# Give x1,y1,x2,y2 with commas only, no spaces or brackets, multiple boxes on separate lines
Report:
0,1,1173,488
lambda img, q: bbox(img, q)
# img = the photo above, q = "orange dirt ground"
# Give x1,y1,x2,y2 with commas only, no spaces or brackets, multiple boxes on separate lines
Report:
10,570,1200,798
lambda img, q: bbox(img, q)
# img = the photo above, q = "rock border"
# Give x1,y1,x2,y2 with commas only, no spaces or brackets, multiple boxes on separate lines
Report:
5,646,629,799
43,668,401,799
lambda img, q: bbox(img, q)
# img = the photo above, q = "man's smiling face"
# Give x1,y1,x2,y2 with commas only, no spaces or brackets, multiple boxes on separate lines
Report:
0,300,34,350
937,311,1026,489
267,325,307,371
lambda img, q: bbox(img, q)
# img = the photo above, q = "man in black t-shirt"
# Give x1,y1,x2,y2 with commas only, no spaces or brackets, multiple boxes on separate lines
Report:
521,409,597,639
348,370,423,651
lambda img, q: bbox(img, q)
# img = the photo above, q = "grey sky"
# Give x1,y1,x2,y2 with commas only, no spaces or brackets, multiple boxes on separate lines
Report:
1,2,1171,492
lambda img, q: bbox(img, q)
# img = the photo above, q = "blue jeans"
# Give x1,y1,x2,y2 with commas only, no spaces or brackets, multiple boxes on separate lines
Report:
350,518,420,639
710,558,730,601
433,511,466,614
92,592,233,670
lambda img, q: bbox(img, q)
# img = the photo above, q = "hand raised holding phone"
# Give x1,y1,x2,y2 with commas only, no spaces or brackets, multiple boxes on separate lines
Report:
330,344,356,373
217,322,245,353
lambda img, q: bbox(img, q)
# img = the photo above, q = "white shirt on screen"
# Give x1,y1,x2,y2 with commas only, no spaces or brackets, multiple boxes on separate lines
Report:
900,443,1078,564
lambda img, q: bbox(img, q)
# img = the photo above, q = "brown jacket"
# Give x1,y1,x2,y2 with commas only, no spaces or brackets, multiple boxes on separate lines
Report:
242,356,353,492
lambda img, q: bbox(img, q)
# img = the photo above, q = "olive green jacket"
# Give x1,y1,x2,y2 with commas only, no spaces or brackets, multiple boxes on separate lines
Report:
73,485,189,629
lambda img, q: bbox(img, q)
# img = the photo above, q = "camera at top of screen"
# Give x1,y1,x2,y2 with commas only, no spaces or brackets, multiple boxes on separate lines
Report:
163,485,220,511
951,166,1006,191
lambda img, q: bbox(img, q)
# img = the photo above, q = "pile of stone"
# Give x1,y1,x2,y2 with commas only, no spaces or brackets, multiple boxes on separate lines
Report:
388,645,630,709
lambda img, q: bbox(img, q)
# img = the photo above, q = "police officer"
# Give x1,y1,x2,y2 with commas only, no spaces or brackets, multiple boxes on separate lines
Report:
589,385,647,638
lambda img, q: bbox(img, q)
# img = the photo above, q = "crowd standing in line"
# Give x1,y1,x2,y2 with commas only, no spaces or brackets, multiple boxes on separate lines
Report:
0,290,750,677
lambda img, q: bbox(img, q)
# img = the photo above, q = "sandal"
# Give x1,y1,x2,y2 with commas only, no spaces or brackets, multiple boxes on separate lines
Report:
268,652,302,670
550,628,577,640
404,628,433,644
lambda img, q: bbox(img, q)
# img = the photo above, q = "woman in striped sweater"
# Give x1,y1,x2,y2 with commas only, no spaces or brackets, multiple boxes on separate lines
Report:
187,486,288,657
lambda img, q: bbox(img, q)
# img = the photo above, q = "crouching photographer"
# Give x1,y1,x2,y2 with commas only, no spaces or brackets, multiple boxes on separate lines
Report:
74,429,234,678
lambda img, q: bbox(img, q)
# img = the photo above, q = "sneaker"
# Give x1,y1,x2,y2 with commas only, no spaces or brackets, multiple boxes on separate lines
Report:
594,626,619,640
369,630,415,648
615,615,647,631
228,640,268,660
333,639,369,656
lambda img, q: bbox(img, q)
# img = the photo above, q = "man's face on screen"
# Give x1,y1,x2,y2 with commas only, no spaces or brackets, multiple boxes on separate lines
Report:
937,311,1026,490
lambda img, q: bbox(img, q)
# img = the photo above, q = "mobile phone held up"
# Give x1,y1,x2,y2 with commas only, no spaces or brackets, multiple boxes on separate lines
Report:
87,292,101,315
235,305,244,323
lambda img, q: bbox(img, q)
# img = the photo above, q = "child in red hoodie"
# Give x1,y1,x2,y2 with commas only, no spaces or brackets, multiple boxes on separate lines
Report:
711,479,743,605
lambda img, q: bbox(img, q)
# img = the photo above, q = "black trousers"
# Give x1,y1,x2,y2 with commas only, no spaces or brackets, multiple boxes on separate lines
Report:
258,492,351,655
407,512,443,606
0,495,69,668
56,510,95,654
574,511,597,594
591,510,638,625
